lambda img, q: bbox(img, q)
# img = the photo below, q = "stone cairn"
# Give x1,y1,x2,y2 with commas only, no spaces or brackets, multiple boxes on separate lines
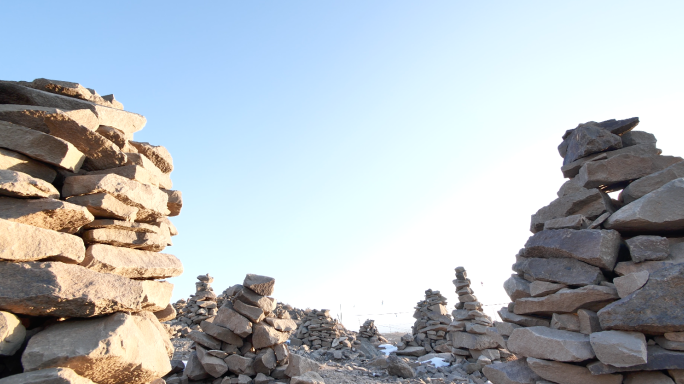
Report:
484,117,684,384
450,267,512,374
290,309,355,351
411,289,453,354
171,274,305,384
0,78,183,383
167,274,218,338
358,319,380,339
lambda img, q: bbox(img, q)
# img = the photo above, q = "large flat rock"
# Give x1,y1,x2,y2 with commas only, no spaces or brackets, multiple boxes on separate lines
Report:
513,257,605,286
522,229,621,270
588,345,684,374
514,285,619,315
507,326,595,362
214,304,253,338
531,188,613,233
481,358,542,384
622,161,684,204
561,124,622,166
62,174,169,221
598,263,684,333
81,244,182,279
497,307,550,327
578,154,683,189
0,169,58,198
66,193,139,221
0,197,94,234
605,178,684,233
504,275,531,301
22,312,171,384
451,331,499,350
88,165,163,188
590,330,647,368
0,261,171,317
0,218,85,263
81,228,167,251
561,143,660,179
0,120,84,172
22,78,122,109
0,368,95,384
244,274,275,296
252,322,289,349
527,357,623,384
129,141,173,174
0,148,57,183
125,153,172,189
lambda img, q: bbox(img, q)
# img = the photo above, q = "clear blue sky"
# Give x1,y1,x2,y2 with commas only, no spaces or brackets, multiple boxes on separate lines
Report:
3,1,684,331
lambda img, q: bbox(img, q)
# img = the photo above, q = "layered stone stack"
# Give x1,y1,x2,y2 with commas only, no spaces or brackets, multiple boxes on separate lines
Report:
166,274,218,338
411,289,453,354
0,78,183,383
291,309,354,351
485,118,684,384
275,303,307,326
171,274,301,384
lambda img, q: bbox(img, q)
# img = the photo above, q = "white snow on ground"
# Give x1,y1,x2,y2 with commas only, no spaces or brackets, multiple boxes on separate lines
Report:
378,344,398,356
419,357,449,368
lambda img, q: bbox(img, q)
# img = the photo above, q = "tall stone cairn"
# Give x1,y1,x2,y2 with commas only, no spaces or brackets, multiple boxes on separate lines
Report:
0,78,183,384
168,274,300,384
167,274,218,339
411,289,453,354
484,117,684,384
449,267,513,375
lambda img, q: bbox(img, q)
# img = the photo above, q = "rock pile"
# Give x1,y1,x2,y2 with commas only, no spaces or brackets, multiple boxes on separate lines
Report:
411,289,453,354
0,78,182,383
275,303,307,325
359,319,379,339
485,118,684,384
291,309,355,351
169,274,304,384
166,274,218,338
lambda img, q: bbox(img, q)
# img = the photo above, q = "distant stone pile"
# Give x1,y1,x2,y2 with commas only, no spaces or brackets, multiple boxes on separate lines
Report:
169,274,306,384
359,319,380,339
485,118,684,384
275,303,307,325
0,78,183,383
411,289,453,354
167,274,218,338
291,309,354,351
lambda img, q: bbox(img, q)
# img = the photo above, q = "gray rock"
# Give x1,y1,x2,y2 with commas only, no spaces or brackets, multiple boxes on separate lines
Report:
508,326,595,362
195,345,228,378
497,308,550,327
561,143,660,179
188,330,221,350
395,346,427,357
0,147,57,183
530,188,613,233
512,257,605,286
544,214,589,230
253,348,276,375
529,281,567,297
243,274,275,296
551,313,580,332
622,161,684,204
0,368,95,384
621,130,656,147
0,197,94,234
598,263,684,333
562,124,622,165
578,154,683,189
200,320,243,346
185,351,209,381
233,299,265,323
514,285,618,315
452,332,499,350
522,229,621,270
504,275,531,301
557,178,586,198
668,370,684,384
0,311,26,356
624,372,675,384
595,117,640,135
587,346,684,373
224,354,255,376
214,304,253,338
481,358,542,384
386,354,415,378
578,309,602,334
614,271,649,298
284,354,320,378
251,322,289,349
626,235,669,262
0,218,85,263
656,336,684,351
527,357,623,384
0,169,58,199
590,331,647,367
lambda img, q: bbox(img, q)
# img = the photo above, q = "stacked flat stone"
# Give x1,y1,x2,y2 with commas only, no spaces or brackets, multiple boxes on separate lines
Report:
0,79,183,384
166,274,218,338
169,274,302,384
291,309,354,351
275,303,306,326
484,118,684,384
449,267,512,375
359,319,379,338
411,289,453,354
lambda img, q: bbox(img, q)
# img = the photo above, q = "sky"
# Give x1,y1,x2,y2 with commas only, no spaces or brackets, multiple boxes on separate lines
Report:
3,1,684,332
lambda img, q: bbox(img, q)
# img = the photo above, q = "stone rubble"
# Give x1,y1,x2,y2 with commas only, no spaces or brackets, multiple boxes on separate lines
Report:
0,78,183,384
485,118,684,384
290,309,357,352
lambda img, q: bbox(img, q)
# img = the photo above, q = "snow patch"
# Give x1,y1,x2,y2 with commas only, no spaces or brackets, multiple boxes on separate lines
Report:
378,344,397,356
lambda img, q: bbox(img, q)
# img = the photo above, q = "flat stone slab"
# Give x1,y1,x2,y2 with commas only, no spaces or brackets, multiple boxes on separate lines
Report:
507,326,595,362
598,263,684,333
621,161,684,204
88,165,162,188
561,143,660,179
0,197,94,234
504,275,531,301
243,274,275,296
561,124,622,165
252,322,289,349
164,189,182,216
66,193,139,221
0,169,58,198
81,244,182,279
514,285,619,315
124,153,172,189
626,235,669,262
522,229,621,270
0,147,57,183
513,257,605,286
82,219,160,233
22,312,171,384
482,358,542,384
497,308,550,327
129,141,173,173
22,78,122,109
81,228,167,251
0,120,85,172
614,271,649,298
452,332,499,350
0,311,26,356
0,368,95,384
590,331,647,367
588,346,684,374
530,281,567,297
0,218,85,263
527,357,623,384
0,261,171,317
578,154,683,189
531,188,613,233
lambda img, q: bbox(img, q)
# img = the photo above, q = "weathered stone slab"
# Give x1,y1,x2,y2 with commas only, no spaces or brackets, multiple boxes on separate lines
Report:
656,336,684,351
81,244,182,279
625,371,676,384
508,326,594,362
22,312,171,384
82,219,159,233
497,308,550,327
482,358,542,384
95,126,127,148
452,332,499,350
0,367,95,384
527,357,623,384
195,344,228,378
504,275,531,301
129,141,173,173
0,311,25,356
561,143,661,179
224,354,255,376
214,304,253,337
578,154,683,189
164,189,182,216
626,235,669,262
82,228,167,251
522,229,621,270
244,274,275,296
185,351,209,380
253,348,276,375
513,257,605,286
606,178,684,233
200,320,243,346
0,197,94,234
124,153,172,189
578,309,603,334
544,214,589,230
0,121,85,172
0,148,57,183
588,346,684,374
551,313,580,332
233,299,265,323
66,193,138,221
530,188,613,233
21,79,119,109
529,281,567,297
88,165,162,188
0,170,58,198
599,263,684,333
0,218,85,263
285,354,321,378
62,174,169,221
557,177,585,198
590,330,647,367
561,124,622,165
252,322,289,349
187,330,221,350
614,271,649,298
153,303,176,322
264,317,297,332
394,346,427,356
235,288,276,313
622,160,684,204
622,130,656,147
514,285,618,315
0,261,170,317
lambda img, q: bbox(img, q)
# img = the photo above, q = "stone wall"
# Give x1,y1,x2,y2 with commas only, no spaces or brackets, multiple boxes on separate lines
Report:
485,118,684,383
0,78,183,384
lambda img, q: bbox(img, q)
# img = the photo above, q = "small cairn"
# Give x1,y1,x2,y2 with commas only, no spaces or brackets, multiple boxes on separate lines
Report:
166,274,218,338
411,289,453,353
291,309,353,351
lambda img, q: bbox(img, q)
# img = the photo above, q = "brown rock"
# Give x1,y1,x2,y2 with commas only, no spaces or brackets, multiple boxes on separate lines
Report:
81,228,167,251
0,197,94,234
0,367,95,384
285,354,321,378
578,309,603,334
530,188,613,233
0,218,85,263
481,358,542,384
264,317,297,332
88,165,162,188
82,219,160,233
95,126,127,148
233,299,266,323
252,322,289,349
624,372,676,384
235,288,277,313
196,345,229,378
522,229,621,270
124,153,172,189
153,304,176,322
514,285,618,315
513,257,605,286
21,312,171,384
24,79,118,108
0,148,57,183
129,141,173,173
0,170,58,198
253,348,277,375
590,330,647,367
66,193,139,221
614,271,649,298
507,326,595,362
164,189,182,216
551,313,580,332
81,244,182,279
224,354,256,376
214,305,253,338
0,311,26,356
578,154,683,189
243,274,275,296
529,281,567,297
497,308,550,327
526,357,623,384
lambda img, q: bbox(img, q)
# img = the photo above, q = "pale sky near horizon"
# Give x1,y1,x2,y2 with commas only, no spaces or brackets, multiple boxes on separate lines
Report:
3,1,684,332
